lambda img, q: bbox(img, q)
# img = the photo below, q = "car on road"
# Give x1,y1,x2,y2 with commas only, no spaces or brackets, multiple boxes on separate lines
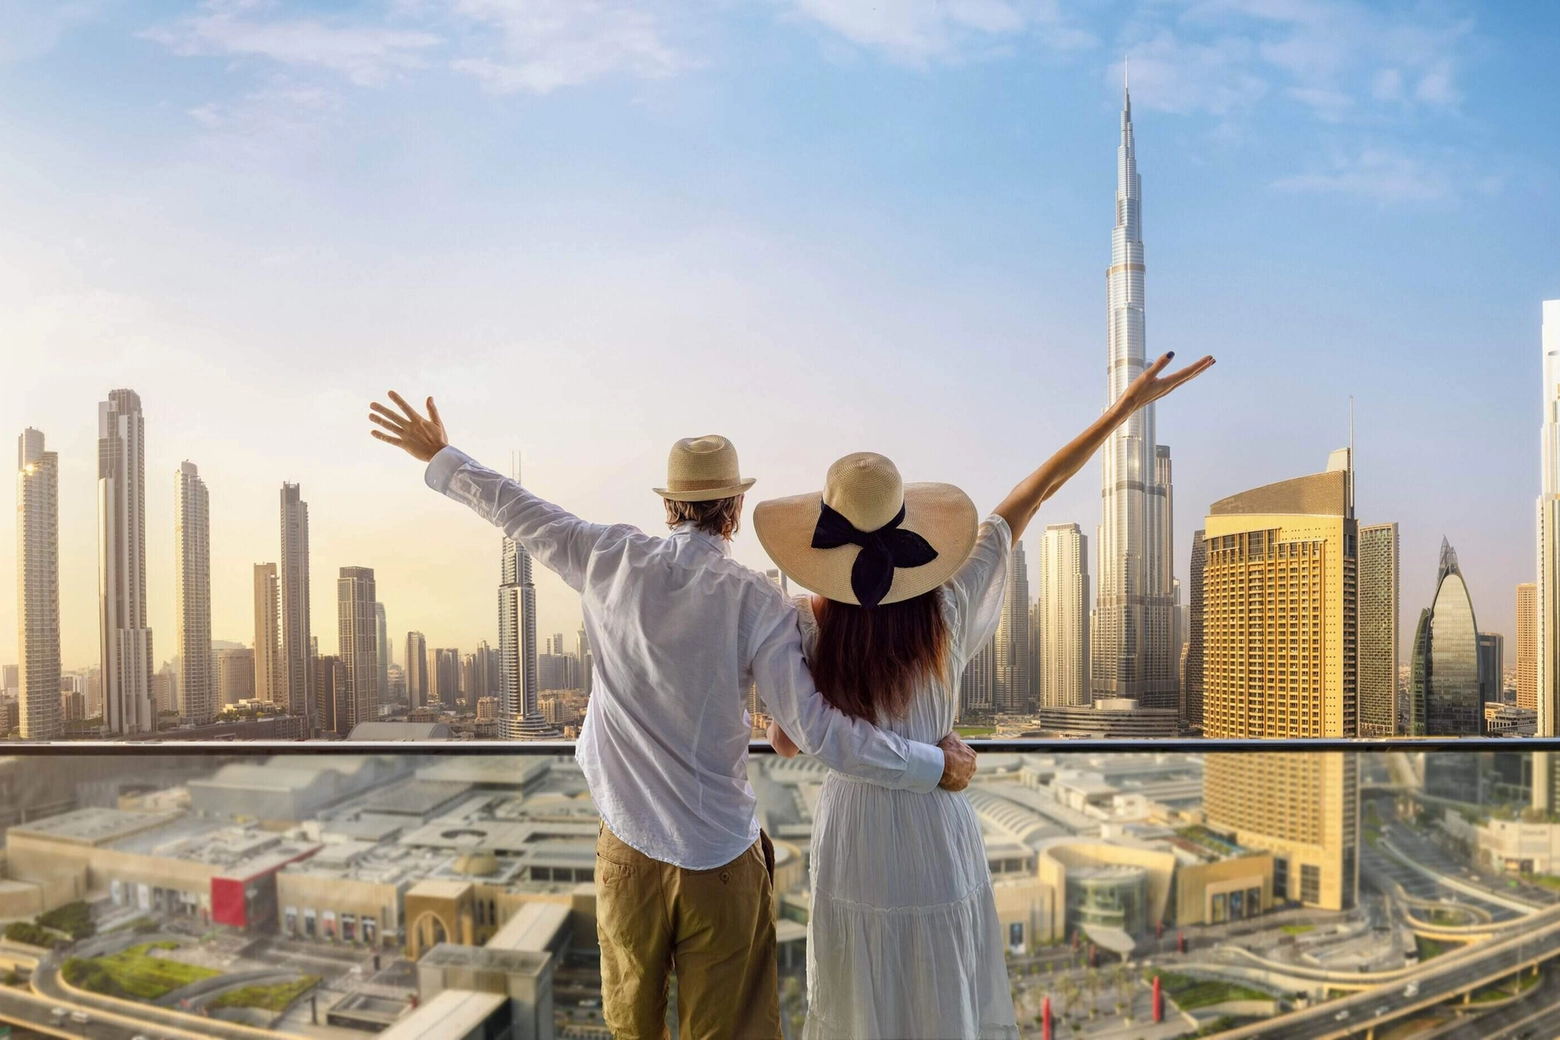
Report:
49,1007,65,1019
1334,1009,1350,1021
1375,1006,1389,1017
1403,981,1419,997
69,1010,90,1024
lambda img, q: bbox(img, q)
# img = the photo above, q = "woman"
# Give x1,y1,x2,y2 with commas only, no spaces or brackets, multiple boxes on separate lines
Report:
755,351,1213,1038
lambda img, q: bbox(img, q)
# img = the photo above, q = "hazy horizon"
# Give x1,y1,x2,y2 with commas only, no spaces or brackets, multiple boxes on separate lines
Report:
4,0,1559,672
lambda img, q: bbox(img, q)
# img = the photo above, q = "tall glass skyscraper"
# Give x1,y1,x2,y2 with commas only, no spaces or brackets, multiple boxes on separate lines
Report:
499,535,544,738
1094,80,1176,710
1533,295,1560,809
17,428,62,740
337,566,380,733
1409,539,1483,737
253,563,281,705
98,389,155,735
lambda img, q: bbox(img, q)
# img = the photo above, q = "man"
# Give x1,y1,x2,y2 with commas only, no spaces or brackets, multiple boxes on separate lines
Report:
368,392,975,1039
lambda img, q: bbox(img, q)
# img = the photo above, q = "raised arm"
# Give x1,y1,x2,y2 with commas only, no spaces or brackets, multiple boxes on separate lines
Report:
994,351,1214,542
369,391,608,590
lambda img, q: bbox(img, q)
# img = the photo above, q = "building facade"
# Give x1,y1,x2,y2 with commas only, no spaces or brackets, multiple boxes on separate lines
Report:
1409,540,1483,737
175,461,214,725
1199,453,1359,912
1093,84,1176,711
1184,530,1206,733
337,567,380,733
17,428,62,740
253,563,281,704
375,602,390,716
1357,522,1400,737
498,536,540,736
280,484,314,730
1038,523,1089,709
98,390,155,735
994,537,1033,713
406,631,429,707
1518,582,1538,713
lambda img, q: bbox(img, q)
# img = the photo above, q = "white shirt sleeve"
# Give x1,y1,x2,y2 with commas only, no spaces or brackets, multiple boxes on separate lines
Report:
751,594,945,793
425,446,610,593
946,515,1013,657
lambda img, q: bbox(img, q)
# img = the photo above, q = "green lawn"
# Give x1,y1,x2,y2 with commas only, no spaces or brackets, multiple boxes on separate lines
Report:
1149,971,1271,1011
3,921,55,948
1415,936,1463,962
955,726,995,738
1531,874,1560,892
209,976,320,1012
1470,972,1540,1004
62,941,221,1001
1281,924,1316,936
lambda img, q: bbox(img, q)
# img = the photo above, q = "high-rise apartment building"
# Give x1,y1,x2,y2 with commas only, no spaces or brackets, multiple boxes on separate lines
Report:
1094,83,1176,710
1518,583,1538,712
1357,523,1400,737
174,462,214,725
1200,452,1359,911
337,567,379,733
374,602,389,715
280,484,313,729
994,537,1032,713
499,535,540,737
1535,295,1560,809
17,428,62,740
1037,523,1089,708
253,564,281,704
960,636,995,720
98,390,155,735
405,631,428,707
315,655,346,737
430,648,461,707
1184,530,1207,733
216,647,255,705
576,626,592,696
1408,540,1482,737
1479,632,1504,711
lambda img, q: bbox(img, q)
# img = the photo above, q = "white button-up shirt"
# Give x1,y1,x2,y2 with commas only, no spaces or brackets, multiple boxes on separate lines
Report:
426,447,946,870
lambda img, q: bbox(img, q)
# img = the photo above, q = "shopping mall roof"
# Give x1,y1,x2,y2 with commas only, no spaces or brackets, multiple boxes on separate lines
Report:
375,988,506,1040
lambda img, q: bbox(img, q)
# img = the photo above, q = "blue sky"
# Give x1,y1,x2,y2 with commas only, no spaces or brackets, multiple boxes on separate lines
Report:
2,0,1557,668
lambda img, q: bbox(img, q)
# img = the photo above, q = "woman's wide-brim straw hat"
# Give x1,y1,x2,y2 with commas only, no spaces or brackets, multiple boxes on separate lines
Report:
754,452,977,608
654,435,757,502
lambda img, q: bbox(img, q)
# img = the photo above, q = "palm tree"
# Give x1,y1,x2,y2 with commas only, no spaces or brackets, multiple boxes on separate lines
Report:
1059,976,1082,1019
1085,968,1102,1019
1111,962,1135,1019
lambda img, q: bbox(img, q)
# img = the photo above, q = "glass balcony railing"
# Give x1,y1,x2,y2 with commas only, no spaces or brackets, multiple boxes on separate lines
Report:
4,742,1560,1039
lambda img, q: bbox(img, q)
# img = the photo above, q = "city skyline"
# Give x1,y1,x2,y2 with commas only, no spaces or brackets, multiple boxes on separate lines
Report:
3,2,1558,678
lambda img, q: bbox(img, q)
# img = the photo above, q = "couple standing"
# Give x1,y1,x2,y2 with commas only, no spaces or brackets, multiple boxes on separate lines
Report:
368,349,1210,1039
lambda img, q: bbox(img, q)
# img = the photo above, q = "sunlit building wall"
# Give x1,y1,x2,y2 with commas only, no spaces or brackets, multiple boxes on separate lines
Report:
253,563,281,704
1200,453,1359,911
1518,582,1538,713
280,483,314,730
994,537,1032,713
337,567,380,733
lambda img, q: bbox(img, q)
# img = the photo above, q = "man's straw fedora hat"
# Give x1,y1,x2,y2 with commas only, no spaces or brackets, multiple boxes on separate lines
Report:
654,435,757,502
754,452,977,608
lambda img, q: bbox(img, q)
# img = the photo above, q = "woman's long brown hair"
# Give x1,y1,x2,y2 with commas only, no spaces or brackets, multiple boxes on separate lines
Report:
809,591,949,722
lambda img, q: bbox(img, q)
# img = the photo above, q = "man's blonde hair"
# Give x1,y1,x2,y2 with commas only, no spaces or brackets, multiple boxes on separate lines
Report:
665,495,744,539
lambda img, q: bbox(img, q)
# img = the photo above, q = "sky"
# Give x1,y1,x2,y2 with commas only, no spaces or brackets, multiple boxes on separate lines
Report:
2,0,1558,671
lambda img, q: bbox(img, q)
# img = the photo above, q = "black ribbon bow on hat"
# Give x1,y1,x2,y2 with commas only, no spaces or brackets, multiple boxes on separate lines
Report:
811,501,939,608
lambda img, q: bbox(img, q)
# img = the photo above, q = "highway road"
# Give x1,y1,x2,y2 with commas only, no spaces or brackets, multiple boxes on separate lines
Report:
1439,966,1560,1040
1224,906,1560,1039
0,980,198,1039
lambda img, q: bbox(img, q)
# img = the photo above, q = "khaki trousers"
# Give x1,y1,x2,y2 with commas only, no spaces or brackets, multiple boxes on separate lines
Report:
596,823,781,1039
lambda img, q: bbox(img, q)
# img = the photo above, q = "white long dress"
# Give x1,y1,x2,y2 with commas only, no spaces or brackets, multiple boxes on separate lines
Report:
798,514,1020,1040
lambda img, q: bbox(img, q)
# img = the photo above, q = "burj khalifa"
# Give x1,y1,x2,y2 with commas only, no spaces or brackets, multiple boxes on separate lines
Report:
1092,76,1178,710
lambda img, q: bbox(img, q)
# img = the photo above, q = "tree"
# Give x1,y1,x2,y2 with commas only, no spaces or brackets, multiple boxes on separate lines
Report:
1085,969,1102,1019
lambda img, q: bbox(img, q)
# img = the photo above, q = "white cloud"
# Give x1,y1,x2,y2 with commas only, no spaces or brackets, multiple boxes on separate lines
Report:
1146,0,1472,120
445,0,685,94
1118,31,1267,116
0,0,100,62
1272,148,1450,202
783,0,1093,65
143,0,441,87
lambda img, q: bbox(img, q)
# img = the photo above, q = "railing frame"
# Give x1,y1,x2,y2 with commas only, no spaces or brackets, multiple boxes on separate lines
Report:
2,737,1556,756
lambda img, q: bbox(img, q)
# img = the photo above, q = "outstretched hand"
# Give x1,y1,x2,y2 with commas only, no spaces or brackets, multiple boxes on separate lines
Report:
369,391,449,463
1121,351,1216,412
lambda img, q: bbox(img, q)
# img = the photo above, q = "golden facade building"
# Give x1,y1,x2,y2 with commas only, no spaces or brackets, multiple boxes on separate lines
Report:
1519,582,1538,713
1200,453,1360,911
